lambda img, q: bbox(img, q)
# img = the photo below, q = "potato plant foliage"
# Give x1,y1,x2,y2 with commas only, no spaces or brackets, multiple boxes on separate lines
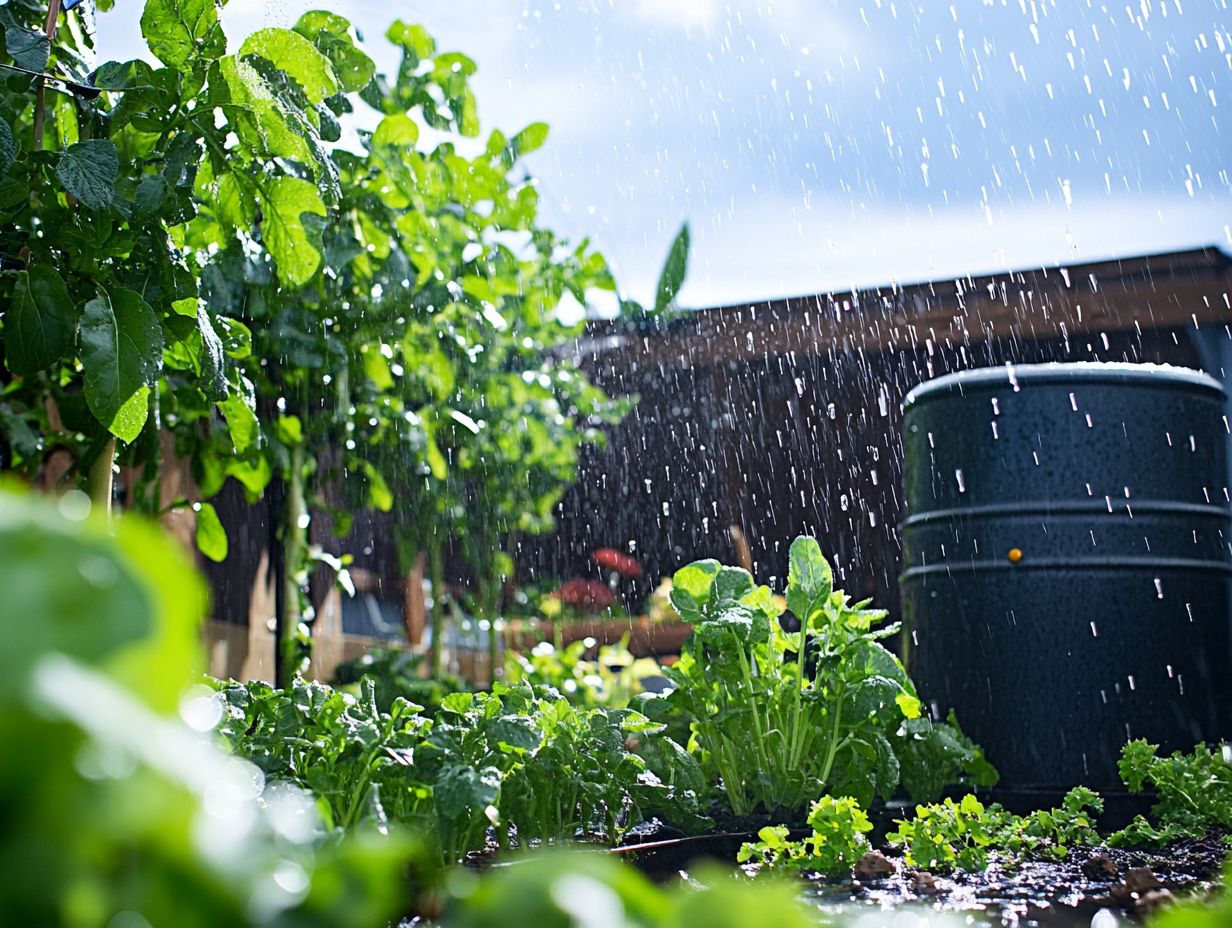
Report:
0,0,632,678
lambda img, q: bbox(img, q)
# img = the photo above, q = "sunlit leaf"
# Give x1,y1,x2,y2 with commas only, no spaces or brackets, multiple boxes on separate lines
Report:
240,28,339,105
257,176,326,287
78,288,162,442
194,501,228,562
653,222,689,314
140,0,227,70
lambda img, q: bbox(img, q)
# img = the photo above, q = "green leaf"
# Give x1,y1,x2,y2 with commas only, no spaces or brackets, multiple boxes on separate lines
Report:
371,113,419,149
214,172,256,227
487,716,542,752
133,173,170,217
293,11,375,93
458,87,480,137
896,692,922,719
435,764,501,822
257,176,326,287
0,404,37,458
194,501,228,562
386,20,435,61
56,140,119,212
79,288,162,442
0,117,16,177
362,462,394,512
140,0,227,70
785,535,833,624
713,566,754,605
510,122,549,158
91,58,162,92
220,390,258,454
0,495,152,703
239,28,339,105
215,317,252,359
4,26,49,72
422,415,448,480
4,266,76,377
274,415,302,446
669,559,720,619
209,58,321,174
195,304,227,401
653,222,690,314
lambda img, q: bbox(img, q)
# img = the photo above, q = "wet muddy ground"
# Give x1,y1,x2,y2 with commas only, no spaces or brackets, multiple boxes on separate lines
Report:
793,833,1226,926
612,828,1227,926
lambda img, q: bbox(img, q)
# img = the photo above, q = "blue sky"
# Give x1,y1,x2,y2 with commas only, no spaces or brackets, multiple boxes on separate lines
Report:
95,0,1230,309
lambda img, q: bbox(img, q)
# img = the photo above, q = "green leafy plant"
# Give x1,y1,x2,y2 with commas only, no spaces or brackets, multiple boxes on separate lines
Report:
0,485,426,927
737,795,873,875
216,669,704,865
887,787,1104,872
492,682,690,844
0,0,268,516
652,535,996,818
213,675,435,833
887,794,1011,872
1109,740,1232,847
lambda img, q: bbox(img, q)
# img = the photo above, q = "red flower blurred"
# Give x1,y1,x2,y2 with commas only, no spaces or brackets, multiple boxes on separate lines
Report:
592,548,643,578
552,578,617,612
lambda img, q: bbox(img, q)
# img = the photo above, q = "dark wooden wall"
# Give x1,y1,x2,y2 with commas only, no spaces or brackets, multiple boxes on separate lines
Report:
526,248,1232,617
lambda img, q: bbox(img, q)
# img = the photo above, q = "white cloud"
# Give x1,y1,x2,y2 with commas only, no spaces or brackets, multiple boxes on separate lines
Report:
639,193,1232,308
632,0,722,31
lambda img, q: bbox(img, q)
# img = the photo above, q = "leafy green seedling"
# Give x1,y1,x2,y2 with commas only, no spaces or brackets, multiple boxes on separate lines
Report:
1109,740,1232,847
737,795,873,875
888,787,1104,872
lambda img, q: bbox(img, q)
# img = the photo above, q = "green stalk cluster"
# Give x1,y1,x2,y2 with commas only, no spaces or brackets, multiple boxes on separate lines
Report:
652,537,996,819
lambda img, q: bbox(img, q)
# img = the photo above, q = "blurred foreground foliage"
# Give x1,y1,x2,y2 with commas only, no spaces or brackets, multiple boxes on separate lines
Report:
0,486,425,927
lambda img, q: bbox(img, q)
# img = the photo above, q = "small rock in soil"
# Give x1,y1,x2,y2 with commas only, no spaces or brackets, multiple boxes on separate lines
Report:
853,850,895,881
1136,888,1174,915
910,871,942,896
1124,867,1163,895
1111,867,1164,905
1081,853,1119,882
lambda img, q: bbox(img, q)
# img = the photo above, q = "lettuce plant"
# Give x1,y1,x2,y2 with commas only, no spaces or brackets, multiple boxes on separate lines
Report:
888,787,1104,871
653,536,995,818
1109,740,1232,847
737,796,873,874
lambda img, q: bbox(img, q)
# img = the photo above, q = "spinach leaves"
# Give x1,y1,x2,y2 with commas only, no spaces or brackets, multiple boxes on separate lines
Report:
213,675,705,864
651,536,996,818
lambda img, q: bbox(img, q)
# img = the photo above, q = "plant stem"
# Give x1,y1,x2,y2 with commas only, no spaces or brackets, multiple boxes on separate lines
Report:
86,436,115,515
280,445,307,682
485,563,501,686
818,697,845,788
428,542,446,677
31,0,62,151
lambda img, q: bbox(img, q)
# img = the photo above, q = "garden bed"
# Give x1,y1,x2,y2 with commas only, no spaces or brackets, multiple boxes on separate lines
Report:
611,826,1226,925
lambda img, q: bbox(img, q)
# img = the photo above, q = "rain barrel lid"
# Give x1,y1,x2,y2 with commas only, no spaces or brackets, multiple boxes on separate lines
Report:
903,361,1224,410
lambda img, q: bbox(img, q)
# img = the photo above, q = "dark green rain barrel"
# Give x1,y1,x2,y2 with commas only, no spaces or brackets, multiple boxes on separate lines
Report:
900,362,1232,791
